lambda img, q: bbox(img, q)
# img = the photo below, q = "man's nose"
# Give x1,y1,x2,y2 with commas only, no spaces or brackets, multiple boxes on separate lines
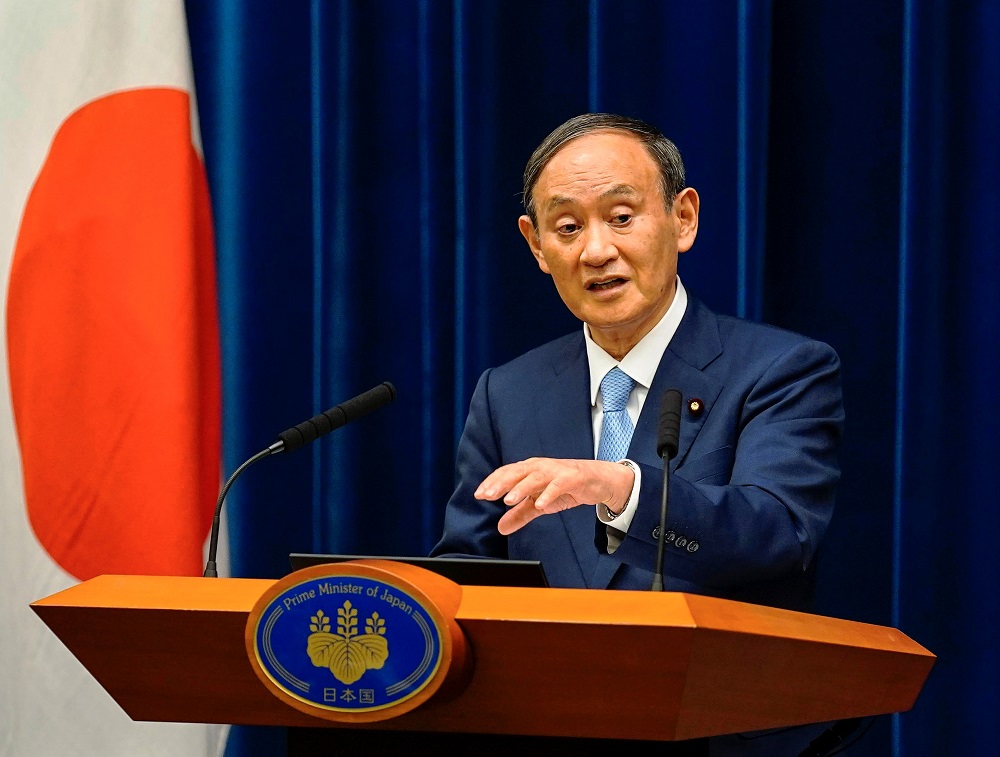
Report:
579,224,619,266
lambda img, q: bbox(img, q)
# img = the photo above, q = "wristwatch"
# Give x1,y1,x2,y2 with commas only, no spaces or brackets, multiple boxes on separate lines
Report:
601,459,638,520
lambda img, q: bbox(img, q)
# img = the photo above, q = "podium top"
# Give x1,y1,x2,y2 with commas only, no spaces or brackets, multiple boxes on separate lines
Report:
32,572,934,741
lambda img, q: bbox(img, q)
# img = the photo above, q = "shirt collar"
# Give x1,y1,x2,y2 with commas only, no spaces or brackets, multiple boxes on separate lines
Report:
585,277,689,406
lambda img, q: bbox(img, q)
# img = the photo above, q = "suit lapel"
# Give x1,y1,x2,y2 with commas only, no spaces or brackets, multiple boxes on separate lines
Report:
530,335,602,585
533,335,593,460
632,296,725,471
590,297,725,589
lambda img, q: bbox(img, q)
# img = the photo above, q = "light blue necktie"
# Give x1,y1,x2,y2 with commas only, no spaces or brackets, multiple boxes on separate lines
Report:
597,367,635,462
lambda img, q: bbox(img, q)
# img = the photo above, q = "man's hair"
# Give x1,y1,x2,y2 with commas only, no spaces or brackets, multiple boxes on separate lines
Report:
521,113,686,227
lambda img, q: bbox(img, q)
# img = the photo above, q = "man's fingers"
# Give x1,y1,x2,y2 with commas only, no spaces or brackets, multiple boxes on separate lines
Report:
503,469,552,505
477,458,635,534
533,478,571,511
475,459,552,501
497,498,543,535
474,461,532,500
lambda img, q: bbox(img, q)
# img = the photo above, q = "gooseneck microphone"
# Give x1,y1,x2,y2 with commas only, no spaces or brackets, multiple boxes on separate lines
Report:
203,382,396,577
274,382,397,453
651,389,682,591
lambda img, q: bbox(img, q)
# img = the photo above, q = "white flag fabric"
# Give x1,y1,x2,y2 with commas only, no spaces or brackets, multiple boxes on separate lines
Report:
1,2,224,754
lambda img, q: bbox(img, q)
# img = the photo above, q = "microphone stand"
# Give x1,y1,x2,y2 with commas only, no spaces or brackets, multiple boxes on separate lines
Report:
203,442,281,577
651,389,681,591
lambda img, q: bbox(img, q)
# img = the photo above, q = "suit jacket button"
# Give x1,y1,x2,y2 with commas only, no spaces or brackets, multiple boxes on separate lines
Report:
675,536,688,548
687,540,700,553
652,527,677,542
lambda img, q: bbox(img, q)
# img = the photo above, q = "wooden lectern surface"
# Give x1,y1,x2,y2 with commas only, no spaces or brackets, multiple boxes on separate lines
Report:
32,575,934,742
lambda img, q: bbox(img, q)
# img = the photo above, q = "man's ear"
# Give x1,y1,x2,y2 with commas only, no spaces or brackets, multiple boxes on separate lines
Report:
518,215,550,273
673,187,700,254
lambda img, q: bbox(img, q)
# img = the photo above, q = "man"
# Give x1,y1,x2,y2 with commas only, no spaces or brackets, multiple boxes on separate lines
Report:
433,113,843,613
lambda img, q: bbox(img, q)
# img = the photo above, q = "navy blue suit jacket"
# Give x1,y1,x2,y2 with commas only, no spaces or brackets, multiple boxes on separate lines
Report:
433,296,844,611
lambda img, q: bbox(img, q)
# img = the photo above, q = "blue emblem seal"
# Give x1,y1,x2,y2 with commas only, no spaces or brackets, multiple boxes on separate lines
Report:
251,573,444,713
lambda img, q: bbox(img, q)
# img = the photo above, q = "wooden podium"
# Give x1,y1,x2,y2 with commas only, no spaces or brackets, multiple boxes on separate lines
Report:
32,564,933,752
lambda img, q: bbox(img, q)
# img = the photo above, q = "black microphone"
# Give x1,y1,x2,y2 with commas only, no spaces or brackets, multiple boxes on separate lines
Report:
203,381,397,577
651,389,682,591
275,381,397,453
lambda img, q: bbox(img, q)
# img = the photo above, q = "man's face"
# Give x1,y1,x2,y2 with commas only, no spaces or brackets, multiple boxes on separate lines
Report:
519,130,699,359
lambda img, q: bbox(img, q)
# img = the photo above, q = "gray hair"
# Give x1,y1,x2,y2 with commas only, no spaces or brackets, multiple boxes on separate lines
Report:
522,113,686,227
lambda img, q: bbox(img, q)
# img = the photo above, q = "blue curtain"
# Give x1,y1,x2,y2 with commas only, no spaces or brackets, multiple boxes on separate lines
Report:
186,1,999,755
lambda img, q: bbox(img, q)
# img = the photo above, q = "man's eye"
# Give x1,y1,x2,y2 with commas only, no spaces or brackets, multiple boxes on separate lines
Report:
610,213,632,225
557,223,581,235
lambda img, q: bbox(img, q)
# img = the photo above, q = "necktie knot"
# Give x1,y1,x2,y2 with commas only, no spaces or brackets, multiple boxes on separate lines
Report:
600,367,634,413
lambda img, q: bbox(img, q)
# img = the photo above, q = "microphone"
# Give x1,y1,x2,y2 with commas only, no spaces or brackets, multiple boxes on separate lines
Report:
202,381,397,577
274,381,396,453
651,389,682,591
656,389,682,460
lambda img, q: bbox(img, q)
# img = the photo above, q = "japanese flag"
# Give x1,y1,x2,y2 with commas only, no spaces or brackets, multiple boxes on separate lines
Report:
1,1,224,754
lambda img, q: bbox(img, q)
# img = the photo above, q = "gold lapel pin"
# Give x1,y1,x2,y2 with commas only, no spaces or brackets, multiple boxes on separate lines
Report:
688,398,703,416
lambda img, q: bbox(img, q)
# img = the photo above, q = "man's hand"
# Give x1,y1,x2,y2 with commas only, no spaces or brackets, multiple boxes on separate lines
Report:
474,458,635,535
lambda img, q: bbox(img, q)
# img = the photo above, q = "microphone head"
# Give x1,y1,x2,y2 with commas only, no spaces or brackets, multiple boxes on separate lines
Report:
275,381,397,453
337,381,396,426
657,389,682,460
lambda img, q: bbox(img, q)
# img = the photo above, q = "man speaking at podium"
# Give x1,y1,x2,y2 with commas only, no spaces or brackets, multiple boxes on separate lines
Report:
433,113,844,614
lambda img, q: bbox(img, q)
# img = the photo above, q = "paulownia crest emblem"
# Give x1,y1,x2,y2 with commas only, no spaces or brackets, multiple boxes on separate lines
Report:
306,601,389,685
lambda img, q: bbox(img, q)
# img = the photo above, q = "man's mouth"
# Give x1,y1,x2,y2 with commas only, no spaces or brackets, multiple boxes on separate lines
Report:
588,277,627,291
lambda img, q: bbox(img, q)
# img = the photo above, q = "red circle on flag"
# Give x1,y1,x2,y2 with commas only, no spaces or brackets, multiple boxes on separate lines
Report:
6,88,221,580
